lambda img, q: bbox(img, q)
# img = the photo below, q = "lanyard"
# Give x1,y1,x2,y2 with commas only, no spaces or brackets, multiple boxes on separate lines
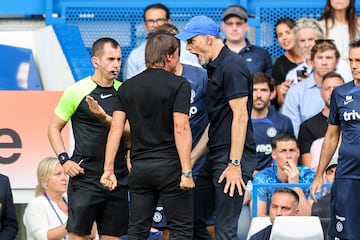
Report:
44,192,68,240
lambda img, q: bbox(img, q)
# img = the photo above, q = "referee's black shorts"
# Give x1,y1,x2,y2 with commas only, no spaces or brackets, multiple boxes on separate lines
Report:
67,175,129,237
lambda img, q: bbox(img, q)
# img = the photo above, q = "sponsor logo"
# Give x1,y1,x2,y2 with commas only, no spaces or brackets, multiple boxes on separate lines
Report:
0,128,21,164
100,93,112,99
190,89,195,104
344,95,353,105
189,106,198,118
256,144,272,155
343,110,360,121
189,89,197,118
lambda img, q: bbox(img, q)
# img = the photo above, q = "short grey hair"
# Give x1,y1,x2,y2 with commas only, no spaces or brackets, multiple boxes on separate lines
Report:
294,18,323,39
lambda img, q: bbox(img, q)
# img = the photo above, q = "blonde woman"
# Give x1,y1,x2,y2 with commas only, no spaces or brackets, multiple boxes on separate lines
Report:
23,157,70,240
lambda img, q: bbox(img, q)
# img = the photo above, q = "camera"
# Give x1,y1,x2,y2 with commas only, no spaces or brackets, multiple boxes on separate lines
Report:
296,68,307,78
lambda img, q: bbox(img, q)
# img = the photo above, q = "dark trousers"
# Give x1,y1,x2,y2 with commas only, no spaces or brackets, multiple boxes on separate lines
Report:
127,158,193,240
193,150,253,240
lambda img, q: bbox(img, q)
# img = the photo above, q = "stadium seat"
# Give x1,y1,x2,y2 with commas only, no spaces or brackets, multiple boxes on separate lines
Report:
270,216,324,240
246,216,272,240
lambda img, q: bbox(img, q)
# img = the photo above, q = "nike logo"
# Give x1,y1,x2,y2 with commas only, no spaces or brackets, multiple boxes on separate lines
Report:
100,93,112,99
344,99,354,105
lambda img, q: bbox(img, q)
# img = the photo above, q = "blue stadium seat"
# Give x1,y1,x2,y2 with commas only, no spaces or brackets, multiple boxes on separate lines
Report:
0,44,42,90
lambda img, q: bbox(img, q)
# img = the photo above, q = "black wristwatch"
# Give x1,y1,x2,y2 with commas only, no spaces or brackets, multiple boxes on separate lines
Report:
228,159,241,166
182,170,192,177
58,152,70,165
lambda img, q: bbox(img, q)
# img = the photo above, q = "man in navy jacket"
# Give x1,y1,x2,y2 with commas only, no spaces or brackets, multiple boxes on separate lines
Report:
0,174,18,239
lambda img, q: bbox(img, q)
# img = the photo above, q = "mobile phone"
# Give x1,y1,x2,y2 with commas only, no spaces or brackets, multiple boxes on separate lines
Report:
296,69,307,78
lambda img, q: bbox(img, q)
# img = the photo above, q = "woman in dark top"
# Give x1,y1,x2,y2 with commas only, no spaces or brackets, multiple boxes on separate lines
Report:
272,17,303,109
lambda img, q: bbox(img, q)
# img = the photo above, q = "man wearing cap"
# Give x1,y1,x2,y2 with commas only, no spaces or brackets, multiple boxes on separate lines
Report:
222,5,273,75
176,16,256,239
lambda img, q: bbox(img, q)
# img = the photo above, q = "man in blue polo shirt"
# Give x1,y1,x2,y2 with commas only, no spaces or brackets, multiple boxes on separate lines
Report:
222,4,273,75
177,16,256,240
252,132,315,217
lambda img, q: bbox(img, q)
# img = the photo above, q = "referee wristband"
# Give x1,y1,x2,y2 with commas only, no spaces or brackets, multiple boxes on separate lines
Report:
58,152,70,165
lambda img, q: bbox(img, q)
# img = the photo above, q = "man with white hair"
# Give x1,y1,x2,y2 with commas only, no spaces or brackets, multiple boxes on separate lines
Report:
281,18,351,104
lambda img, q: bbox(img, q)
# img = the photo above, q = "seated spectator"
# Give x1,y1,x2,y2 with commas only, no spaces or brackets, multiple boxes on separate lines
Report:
251,72,294,172
298,71,344,167
272,17,303,109
249,187,300,240
23,157,96,240
222,4,273,75
251,132,315,217
240,72,293,240
282,39,340,136
0,173,18,239
284,18,322,86
310,138,339,170
285,18,352,86
23,157,70,240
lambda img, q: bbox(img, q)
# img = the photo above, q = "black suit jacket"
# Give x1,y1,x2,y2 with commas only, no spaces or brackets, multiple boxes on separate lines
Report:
0,174,18,239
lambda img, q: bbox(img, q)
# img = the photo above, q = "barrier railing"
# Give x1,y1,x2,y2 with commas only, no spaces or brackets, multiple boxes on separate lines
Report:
252,182,332,217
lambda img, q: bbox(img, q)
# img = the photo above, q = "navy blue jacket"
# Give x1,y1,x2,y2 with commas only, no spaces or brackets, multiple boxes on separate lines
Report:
249,225,272,240
0,174,18,239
